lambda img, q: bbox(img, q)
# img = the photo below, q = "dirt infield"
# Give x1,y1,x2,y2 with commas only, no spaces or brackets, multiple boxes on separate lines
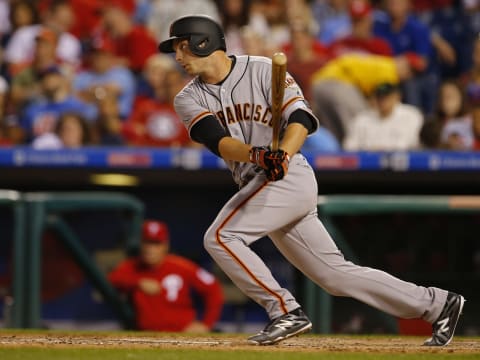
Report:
0,331,479,354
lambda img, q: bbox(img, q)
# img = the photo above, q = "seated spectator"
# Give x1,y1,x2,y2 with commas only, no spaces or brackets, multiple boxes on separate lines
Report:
4,0,81,75
311,53,422,142
413,0,471,80
108,220,224,332
67,0,104,44
73,36,136,120
239,26,269,57
311,0,351,46
1,0,40,53
99,0,158,74
281,11,331,102
247,0,292,56
32,112,92,149
419,116,444,149
20,65,97,144
94,93,126,146
343,82,423,150
328,0,393,57
123,54,191,147
9,27,60,112
215,0,254,55
436,80,473,150
373,0,434,113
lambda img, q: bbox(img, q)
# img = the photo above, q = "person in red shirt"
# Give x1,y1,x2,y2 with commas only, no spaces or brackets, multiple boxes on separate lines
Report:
100,0,158,73
281,19,332,103
122,54,193,147
108,220,224,332
329,0,393,58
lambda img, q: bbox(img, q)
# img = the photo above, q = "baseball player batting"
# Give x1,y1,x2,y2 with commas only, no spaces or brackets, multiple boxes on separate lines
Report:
159,15,465,346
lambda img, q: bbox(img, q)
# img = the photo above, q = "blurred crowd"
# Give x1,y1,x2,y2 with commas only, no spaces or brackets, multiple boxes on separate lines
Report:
0,0,480,151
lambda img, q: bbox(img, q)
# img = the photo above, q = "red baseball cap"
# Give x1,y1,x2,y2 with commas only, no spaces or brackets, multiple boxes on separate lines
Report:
142,220,170,243
349,0,372,20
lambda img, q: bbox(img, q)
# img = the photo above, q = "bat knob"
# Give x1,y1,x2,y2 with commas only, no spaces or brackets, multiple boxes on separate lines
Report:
272,52,287,66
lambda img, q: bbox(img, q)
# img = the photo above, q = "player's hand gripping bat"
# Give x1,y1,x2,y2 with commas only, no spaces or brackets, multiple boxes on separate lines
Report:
270,52,287,151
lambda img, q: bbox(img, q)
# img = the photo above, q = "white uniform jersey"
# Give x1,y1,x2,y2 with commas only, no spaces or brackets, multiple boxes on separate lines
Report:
174,55,319,186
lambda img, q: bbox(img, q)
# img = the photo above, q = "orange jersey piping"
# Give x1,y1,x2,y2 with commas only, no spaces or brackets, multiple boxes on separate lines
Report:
215,181,288,314
188,111,214,132
281,96,303,112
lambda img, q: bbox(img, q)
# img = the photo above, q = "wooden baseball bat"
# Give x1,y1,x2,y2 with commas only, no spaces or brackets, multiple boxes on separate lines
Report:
271,52,287,151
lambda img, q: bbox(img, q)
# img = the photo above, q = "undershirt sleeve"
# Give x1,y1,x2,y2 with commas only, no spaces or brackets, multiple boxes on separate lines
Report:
288,109,317,134
190,115,228,156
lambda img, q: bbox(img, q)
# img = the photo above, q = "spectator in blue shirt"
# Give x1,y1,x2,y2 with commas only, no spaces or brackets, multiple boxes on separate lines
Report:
413,2,474,81
73,36,136,120
311,0,351,46
20,65,97,144
373,0,434,113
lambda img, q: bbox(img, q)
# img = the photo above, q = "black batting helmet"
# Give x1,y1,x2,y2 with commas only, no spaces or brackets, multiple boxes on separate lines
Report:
158,15,226,57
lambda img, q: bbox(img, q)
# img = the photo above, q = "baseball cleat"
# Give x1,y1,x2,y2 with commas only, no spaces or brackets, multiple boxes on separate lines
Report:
423,292,466,346
247,308,312,345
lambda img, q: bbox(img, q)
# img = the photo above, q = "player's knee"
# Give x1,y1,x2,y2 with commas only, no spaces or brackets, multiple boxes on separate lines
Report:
312,271,348,296
321,282,345,296
203,227,240,253
203,228,216,253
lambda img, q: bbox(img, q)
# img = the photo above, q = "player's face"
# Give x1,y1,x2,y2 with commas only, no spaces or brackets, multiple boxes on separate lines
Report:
173,39,204,75
141,241,169,266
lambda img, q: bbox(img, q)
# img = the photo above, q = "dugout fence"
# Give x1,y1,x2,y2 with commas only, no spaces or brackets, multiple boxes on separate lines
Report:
304,195,480,334
1,190,144,329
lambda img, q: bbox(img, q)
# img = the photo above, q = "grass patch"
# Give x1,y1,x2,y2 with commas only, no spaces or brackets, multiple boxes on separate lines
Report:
0,348,479,360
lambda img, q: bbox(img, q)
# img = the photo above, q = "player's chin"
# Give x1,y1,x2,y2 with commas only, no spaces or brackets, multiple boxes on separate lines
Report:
182,64,193,73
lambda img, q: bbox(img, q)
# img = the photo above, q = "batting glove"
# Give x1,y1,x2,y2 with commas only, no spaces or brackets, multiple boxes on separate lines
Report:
264,151,290,181
249,146,289,170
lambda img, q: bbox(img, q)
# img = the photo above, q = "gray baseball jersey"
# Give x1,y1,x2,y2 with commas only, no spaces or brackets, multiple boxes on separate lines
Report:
174,54,448,325
175,55,318,187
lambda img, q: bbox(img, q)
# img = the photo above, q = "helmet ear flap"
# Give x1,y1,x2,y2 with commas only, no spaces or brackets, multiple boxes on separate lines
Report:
189,34,214,57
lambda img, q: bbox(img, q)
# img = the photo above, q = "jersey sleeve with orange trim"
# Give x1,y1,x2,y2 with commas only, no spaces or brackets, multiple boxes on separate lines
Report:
174,80,216,137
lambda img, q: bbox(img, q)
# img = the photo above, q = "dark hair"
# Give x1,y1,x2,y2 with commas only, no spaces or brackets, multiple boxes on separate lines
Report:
435,79,468,120
47,0,70,12
373,82,400,98
215,0,252,28
55,112,91,145
419,116,443,149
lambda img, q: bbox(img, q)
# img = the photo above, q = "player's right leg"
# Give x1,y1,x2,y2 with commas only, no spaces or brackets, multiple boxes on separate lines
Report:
203,155,316,344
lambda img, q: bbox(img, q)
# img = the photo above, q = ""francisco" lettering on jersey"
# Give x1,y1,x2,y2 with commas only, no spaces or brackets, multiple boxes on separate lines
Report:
216,103,274,127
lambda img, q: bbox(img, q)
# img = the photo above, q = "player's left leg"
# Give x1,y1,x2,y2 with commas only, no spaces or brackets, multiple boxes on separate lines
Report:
269,211,465,345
